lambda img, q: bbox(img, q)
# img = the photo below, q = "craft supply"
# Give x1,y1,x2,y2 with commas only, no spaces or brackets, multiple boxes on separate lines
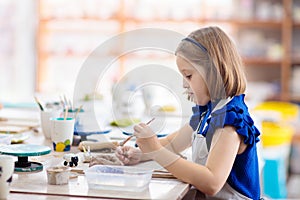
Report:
85,165,153,192
78,141,118,152
79,149,92,163
70,168,84,174
0,144,51,172
89,154,123,167
46,166,70,185
110,118,141,127
82,145,87,153
119,135,134,147
34,96,44,111
50,117,75,152
40,110,61,139
74,105,83,120
63,94,68,108
63,107,68,120
63,153,79,167
152,170,176,179
119,117,155,146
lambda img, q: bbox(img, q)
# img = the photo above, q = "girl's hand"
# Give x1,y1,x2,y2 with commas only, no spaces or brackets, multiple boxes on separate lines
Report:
115,146,142,165
133,123,162,153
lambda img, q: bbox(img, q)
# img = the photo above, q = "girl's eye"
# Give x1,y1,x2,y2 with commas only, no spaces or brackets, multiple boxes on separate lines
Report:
185,75,192,80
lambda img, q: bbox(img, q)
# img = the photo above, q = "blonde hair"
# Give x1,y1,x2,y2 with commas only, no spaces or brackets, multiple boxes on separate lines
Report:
176,26,247,100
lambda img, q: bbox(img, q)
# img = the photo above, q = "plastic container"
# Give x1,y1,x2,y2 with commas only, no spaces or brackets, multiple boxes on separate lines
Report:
261,121,294,147
254,101,299,122
85,165,153,192
290,133,300,174
263,157,287,198
260,121,294,199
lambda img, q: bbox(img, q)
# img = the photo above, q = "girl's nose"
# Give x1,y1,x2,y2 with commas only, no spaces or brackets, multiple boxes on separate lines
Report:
183,78,189,88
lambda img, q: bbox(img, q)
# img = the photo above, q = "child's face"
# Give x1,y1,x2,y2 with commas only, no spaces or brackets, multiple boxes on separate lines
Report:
176,56,210,106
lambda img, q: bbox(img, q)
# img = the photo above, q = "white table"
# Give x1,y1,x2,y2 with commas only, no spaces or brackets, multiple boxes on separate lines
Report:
1,108,191,199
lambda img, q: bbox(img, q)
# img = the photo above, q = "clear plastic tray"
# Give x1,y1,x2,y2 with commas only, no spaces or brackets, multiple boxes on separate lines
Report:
85,165,153,192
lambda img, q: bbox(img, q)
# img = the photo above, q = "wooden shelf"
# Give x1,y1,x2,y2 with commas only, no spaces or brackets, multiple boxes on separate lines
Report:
243,58,281,66
293,22,300,28
123,18,282,28
36,0,298,102
289,95,300,103
292,58,300,65
40,16,120,22
201,19,282,28
123,17,200,24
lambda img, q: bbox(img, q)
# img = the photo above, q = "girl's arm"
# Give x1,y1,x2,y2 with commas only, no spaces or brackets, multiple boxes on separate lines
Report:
160,123,193,152
140,123,193,161
165,126,242,195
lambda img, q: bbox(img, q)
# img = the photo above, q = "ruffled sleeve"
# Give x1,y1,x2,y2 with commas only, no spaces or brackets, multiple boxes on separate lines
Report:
210,95,260,145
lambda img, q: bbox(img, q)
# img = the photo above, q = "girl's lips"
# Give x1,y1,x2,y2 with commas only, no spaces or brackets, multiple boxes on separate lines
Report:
183,90,194,101
187,93,194,101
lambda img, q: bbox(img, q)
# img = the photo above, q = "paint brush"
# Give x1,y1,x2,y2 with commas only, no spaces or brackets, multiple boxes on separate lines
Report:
64,106,68,120
74,105,83,120
34,96,44,111
119,117,155,146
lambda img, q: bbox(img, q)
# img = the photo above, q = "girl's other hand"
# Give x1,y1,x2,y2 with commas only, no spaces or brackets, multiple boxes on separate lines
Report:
134,123,162,153
115,146,142,165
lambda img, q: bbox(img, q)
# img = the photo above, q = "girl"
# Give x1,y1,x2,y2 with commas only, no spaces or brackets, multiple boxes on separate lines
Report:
116,26,261,199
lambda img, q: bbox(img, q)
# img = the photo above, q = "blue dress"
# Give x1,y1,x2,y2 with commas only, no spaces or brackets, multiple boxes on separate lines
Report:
189,94,261,200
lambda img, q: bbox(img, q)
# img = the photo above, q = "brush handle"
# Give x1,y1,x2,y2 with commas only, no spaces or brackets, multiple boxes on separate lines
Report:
74,105,83,120
64,107,68,120
146,117,155,125
34,97,44,111
119,135,134,146
119,117,155,146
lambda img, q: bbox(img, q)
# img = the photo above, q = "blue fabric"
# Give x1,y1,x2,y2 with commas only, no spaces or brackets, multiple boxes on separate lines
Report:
189,94,261,199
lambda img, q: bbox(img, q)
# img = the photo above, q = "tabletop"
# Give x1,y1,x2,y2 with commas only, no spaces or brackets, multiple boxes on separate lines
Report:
1,108,191,200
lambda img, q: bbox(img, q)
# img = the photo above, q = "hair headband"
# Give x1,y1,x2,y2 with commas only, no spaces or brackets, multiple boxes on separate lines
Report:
182,37,207,53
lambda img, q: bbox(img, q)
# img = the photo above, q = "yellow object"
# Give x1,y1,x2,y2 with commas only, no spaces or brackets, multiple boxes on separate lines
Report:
254,101,299,121
55,142,66,152
110,118,141,127
261,121,294,147
159,105,176,112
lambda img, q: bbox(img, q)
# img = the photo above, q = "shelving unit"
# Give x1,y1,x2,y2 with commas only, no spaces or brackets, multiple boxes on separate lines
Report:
291,0,300,102
36,0,298,102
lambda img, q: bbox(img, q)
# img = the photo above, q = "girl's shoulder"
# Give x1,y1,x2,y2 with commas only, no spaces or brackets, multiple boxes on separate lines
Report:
211,94,260,145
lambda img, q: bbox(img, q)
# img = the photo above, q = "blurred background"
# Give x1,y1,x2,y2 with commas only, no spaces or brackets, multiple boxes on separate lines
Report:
1,0,300,198
2,0,300,103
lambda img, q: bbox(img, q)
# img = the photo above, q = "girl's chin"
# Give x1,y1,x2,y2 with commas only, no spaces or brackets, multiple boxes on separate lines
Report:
195,97,210,106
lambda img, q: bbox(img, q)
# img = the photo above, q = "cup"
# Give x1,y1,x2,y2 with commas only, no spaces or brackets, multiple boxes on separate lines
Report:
46,166,70,185
0,155,14,199
40,110,61,139
50,117,75,152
